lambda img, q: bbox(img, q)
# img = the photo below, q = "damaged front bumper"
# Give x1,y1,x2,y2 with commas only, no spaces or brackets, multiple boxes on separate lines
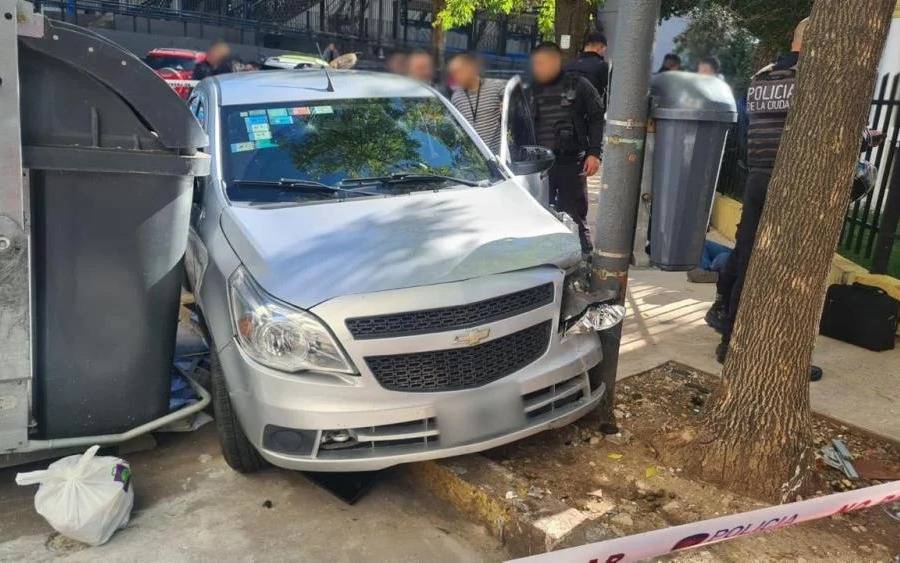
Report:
218,264,623,472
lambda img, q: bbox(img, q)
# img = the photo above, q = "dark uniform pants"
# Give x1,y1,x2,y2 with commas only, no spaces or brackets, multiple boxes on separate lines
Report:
549,160,591,252
716,167,772,343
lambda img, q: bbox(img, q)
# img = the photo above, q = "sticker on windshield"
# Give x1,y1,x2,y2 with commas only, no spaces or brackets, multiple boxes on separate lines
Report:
230,142,255,153
311,106,333,114
248,123,270,134
255,139,277,149
269,115,293,125
292,107,311,116
247,109,267,116
251,130,272,141
245,117,268,132
267,108,289,118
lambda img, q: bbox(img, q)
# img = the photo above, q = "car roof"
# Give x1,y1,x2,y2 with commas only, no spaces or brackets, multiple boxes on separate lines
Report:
213,69,437,106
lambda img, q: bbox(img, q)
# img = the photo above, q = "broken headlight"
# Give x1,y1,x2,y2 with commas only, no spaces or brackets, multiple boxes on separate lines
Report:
562,302,627,338
228,266,355,374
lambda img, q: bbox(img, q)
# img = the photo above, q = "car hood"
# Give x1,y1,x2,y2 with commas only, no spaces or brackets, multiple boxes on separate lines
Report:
221,180,581,309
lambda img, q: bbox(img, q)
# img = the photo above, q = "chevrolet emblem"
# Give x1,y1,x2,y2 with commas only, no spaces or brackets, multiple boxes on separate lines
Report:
453,327,491,347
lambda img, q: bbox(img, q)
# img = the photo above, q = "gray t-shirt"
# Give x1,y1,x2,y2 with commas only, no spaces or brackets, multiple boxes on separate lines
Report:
450,78,506,153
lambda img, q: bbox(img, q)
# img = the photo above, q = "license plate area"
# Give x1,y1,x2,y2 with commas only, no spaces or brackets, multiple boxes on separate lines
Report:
436,380,526,447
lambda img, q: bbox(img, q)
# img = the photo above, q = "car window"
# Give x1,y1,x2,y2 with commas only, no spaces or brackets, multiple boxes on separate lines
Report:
221,97,499,205
506,84,537,163
189,96,207,131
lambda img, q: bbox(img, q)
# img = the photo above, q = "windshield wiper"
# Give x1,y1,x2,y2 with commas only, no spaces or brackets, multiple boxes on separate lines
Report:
341,173,484,188
232,178,382,197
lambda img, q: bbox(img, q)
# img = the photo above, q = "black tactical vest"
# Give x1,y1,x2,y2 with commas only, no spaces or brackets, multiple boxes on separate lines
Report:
746,58,798,169
532,74,583,160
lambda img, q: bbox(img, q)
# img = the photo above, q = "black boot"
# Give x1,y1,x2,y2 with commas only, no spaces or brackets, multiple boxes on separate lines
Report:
705,295,728,335
715,341,728,364
810,365,823,382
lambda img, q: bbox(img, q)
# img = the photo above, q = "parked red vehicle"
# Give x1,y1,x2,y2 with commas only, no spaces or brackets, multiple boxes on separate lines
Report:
145,48,206,99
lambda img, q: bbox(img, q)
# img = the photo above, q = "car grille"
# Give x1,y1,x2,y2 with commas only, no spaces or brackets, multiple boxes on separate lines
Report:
523,372,589,420
345,283,554,339
365,321,552,392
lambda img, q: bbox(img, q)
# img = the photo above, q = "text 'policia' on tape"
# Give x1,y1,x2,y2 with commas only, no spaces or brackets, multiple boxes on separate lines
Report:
509,480,900,563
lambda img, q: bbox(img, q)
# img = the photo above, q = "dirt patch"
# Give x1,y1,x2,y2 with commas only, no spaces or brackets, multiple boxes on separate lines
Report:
485,362,899,561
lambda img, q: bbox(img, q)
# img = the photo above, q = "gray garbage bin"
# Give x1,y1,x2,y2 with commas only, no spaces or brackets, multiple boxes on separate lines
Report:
18,19,209,438
649,71,737,271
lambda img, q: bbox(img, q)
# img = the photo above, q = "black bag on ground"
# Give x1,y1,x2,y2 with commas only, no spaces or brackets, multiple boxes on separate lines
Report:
819,283,899,351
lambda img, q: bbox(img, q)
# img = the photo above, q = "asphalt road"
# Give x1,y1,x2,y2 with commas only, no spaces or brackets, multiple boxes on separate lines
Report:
0,426,505,562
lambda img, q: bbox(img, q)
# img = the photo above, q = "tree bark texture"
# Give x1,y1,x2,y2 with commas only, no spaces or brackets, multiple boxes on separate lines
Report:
555,0,592,62
689,0,894,502
431,0,446,64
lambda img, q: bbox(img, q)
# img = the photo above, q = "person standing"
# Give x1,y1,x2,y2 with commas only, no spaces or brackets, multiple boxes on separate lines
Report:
697,55,727,84
567,32,610,107
447,52,506,153
406,48,436,83
705,18,825,380
697,55,722,78
192,41,233,81
657,52,682,73
529,42,604,253
322,42,340,63
385,50,408,75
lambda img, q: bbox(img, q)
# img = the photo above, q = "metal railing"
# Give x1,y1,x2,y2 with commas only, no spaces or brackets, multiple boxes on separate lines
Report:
37,0,537,66
717,75,900,275
841,73,899,275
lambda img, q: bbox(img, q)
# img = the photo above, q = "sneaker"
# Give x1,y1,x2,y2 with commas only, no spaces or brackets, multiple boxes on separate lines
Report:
687,268,719,283
705,302,728,335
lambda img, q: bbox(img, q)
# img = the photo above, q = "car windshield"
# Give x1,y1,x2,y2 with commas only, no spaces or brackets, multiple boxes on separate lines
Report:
221,97,499,204
145,55,197,71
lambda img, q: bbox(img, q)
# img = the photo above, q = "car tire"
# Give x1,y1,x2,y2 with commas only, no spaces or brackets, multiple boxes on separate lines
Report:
210,350,268,473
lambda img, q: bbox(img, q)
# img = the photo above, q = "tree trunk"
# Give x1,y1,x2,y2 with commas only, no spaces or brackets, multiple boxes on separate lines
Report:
686,0,894,502
554,0,592,63
431,0,446,65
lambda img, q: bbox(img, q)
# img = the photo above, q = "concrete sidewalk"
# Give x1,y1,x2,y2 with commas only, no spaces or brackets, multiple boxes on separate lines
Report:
585,172,898,442
0,426,506,562
618,268,900,442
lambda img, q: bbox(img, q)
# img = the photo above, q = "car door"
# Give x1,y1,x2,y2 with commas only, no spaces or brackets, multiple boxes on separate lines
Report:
499,75,550,207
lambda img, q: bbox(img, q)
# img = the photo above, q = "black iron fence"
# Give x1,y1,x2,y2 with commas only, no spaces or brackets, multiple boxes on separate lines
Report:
716,74,900,276
841,73,899,276
37,0,537,68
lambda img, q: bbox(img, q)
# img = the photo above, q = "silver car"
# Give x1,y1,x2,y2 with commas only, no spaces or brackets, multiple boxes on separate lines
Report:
185,69,620,472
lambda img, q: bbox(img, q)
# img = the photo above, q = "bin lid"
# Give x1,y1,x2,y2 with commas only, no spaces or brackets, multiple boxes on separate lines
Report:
18,18,207,151
650,71,737,123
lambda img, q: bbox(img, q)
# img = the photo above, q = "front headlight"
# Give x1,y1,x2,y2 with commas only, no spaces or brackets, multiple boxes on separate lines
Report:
228,267,355,374
562,303,627,339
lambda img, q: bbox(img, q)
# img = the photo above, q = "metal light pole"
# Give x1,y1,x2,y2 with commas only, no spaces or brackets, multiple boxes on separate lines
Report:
590,0,659,430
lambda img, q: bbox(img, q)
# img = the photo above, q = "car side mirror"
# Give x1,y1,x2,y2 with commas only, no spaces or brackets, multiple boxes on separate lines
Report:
508,145,555,176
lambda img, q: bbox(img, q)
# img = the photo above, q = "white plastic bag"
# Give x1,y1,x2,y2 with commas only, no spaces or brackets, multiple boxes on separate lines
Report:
15,445,134,546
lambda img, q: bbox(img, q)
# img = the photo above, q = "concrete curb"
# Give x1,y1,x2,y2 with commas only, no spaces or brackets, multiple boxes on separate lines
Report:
408,456,610,558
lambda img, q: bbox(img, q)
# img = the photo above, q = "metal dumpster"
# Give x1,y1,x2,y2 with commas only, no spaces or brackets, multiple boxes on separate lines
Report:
17,18,209,439
648,71,737,271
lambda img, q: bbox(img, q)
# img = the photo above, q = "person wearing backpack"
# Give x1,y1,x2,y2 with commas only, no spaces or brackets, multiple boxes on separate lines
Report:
529,42,605,253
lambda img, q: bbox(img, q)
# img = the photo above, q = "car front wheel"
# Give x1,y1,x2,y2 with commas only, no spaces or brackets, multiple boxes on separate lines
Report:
210,350,268,473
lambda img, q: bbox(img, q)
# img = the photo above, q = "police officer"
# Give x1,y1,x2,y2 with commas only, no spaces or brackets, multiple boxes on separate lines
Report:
705,18,826,380
567,32,609,108
529,42,605,253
